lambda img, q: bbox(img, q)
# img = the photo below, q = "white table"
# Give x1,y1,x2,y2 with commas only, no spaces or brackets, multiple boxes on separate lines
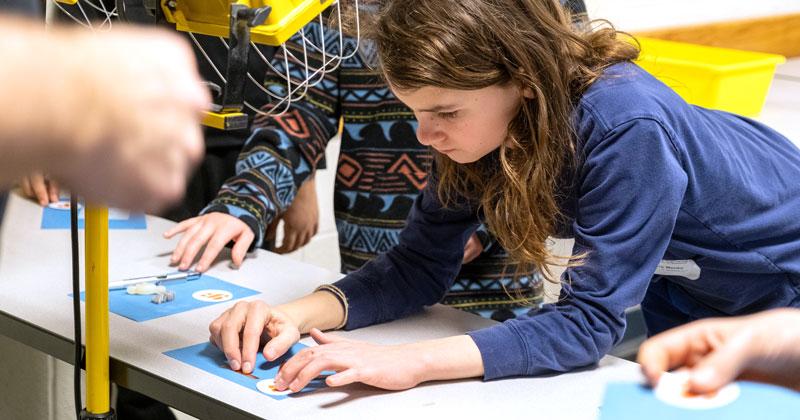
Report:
0,193,642,419
759,58,800,146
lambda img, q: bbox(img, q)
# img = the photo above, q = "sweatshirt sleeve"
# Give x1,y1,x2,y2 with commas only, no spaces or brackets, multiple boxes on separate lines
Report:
200,23,341,248
333,186,482,328
468,118,688,379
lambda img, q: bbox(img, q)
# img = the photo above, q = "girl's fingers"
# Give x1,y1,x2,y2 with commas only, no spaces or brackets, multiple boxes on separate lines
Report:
288,358,343,392
263,326,300,362
326,369,360,387
208,308,231,351
274,346,317,389
220,302,250,372
240,302,270,374
309,328,345,345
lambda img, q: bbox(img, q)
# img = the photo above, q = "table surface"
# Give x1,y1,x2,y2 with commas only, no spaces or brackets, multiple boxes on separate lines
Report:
0,193,643,420
759,58,800,146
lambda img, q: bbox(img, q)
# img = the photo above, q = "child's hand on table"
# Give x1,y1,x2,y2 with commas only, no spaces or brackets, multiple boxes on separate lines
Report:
209,300,301,375
164,212,254,272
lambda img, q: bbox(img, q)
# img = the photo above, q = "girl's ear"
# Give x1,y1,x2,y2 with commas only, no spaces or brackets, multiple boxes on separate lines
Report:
522,86,535,99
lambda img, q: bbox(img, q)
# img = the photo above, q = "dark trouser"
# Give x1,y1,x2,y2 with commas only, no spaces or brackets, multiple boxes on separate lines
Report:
640,278,694,337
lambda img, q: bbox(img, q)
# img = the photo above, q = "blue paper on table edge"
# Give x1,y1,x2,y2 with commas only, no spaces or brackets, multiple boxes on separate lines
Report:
600,381,800,420
164,341,328,401
41,204,146,230
75,274,260,322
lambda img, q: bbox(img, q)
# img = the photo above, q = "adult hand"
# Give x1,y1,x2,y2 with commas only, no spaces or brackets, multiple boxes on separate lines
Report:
47,28,209,212
638,308,800,393
209,300,301,375
164,212,254,272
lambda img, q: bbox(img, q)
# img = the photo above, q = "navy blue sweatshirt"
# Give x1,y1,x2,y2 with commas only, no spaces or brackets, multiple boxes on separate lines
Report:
331,62,800,380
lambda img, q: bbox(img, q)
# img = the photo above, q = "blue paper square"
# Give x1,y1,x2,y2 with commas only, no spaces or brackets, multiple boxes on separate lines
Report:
77,274,260,322
600,381,800,420
164,342,328,401
41,204,146,230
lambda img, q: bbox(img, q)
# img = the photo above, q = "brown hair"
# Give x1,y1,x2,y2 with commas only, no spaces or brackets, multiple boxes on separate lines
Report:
374,0,639,282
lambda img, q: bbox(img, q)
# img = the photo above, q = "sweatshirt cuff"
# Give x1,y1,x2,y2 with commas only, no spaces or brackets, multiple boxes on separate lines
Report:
314,284,348,330
467,323,529,380
473,224,493,252
331,270,381,330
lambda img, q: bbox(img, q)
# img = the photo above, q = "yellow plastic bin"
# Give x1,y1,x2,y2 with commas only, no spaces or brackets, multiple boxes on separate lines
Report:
634,37,785,117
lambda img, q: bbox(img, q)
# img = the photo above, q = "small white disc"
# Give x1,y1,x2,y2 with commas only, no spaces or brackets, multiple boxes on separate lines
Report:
655,371,740,410
256,378,293,396
47,201,73,210
191,289,233,302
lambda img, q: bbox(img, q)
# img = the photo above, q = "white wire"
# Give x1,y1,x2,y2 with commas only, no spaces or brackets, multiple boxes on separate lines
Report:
190,33,227,83
51,0,91,28
215,37,291,104
250,41,285,82
184,0,363,118
258,0,361,93
242,0,362,117
83,0,118,20
290,27,313,102
50,0,118,32
293,0,361,79
193,34,296,112
74,1,96,33
245,49,349,117
49,0,361,118
86,0,116,30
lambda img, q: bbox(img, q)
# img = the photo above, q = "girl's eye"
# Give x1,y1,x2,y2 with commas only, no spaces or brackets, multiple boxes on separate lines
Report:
438,111,459,119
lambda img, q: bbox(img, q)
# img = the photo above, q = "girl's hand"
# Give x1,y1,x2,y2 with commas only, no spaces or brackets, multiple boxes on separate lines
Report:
209,300,301,375
274,329,427,392
20,172,59,205
638,308,800,393
164,212,255,272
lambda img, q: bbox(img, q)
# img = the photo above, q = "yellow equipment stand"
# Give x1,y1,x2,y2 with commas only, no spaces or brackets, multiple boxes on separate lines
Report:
160,0,335,47
160,0,335,130
82,206,114,419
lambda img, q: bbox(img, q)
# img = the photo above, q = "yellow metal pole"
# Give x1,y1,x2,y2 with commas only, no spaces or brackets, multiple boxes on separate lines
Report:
84,205,110,415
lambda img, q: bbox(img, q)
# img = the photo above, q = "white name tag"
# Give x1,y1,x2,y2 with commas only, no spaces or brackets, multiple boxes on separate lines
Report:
655,260,701,280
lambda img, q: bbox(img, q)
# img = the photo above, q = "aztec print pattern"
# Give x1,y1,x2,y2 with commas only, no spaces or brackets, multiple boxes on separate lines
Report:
202,20,542,320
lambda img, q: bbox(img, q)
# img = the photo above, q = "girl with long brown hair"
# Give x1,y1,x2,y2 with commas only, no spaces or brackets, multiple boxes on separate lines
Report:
208,0,800,391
